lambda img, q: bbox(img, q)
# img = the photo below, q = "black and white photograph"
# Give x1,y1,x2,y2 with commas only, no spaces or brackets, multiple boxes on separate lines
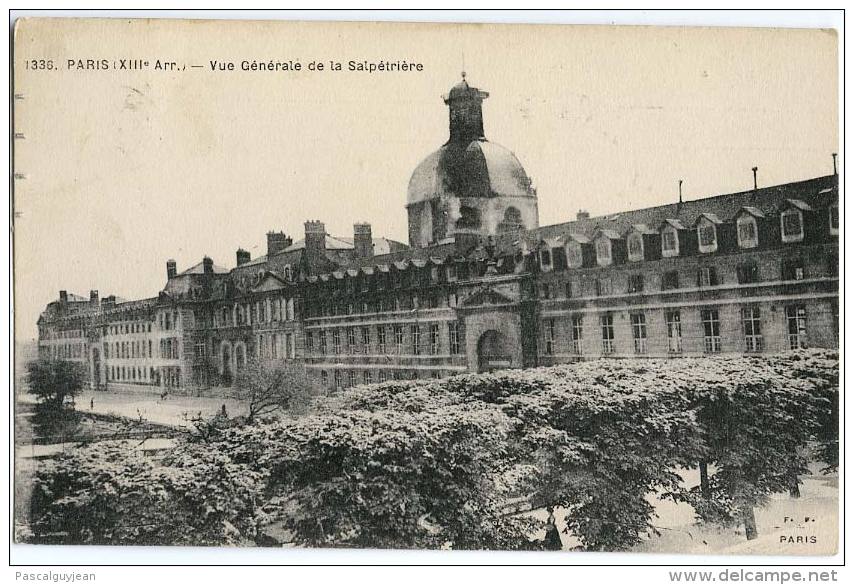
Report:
9,12,842,568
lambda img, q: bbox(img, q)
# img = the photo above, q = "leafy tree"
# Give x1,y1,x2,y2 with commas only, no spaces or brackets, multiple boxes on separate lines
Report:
26,358,86,411
232,358,316,422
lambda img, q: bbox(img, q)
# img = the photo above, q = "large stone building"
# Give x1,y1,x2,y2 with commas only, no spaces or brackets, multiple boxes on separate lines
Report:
36,75,840,394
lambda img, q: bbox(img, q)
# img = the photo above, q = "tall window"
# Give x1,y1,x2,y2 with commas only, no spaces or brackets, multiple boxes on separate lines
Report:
378,369,388,383
394,325,404,354
348,370,358,388
411,325,421,355
661,227,679,257
737,215,759,248
449,322,461,355
347,327,357,354
595,236,613,266
627,274,644,293
363,370,372,385
377,326,387,353
545,319,555,355
627,232,644,262
630,313,647,354
737,261,760,284
566,241,583,268
781,209,804,243
742,307,763,352
697,220,718,252
782,258,805,281
333,370,342,390
333,329,341,355
600,314,615,355
319,330,327,355
595,277,612,296
540,248,553,272
570,315,583,354
361,327,371,353
430,323,440,355
786,305,807,349
665,310,682,353
701,309,721,353
698,267,719,287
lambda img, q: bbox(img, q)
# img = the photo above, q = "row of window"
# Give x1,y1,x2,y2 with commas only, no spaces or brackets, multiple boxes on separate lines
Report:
543,305,812,356
317,367,446,389
104,339,153,360
42,329,84,340
543,201,838,270
307,322,462,356
214,297,297,328
256,332,297,360
106,322,152,336
539,255,833,300
308,292,459,319
158,311,180,331
106,365,181,387
44,342,84,359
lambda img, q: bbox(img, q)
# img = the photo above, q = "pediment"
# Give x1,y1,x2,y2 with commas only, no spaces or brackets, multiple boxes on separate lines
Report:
459,286,515,308
251,273,288,293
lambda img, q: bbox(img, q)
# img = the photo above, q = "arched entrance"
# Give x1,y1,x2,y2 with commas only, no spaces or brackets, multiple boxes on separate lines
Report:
477,330,513,373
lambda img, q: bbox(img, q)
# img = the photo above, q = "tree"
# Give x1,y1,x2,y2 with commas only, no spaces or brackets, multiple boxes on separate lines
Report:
26,358,86,411
232,358,316,422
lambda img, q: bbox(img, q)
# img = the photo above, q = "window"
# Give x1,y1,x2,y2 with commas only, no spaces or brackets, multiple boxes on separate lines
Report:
665,310,682,353
305,332,314,354
627,274,644,294
411,325,421,355
786,305,807,349
661,227,679,257
545,319,555,355
319,330,327,355
361,327,371,353
742,307,763,352
698,267,719,287
378,369,388,383
631,313,647,354
566,241,583,268
595,236,613,266
781,209,804,243
333,370,342,390
627,232,644,262
449,322,461,355
348,370,358,388
565,281,575,299
540,249,553,272
782,258,805,281
600,314,615,355
363,370,372,385
540,283,552,300
332,329,341,354
570,315,583,354
737,215,759,248
377,326,387,353
829,204,839,235
320,370,329,387
701,309,721,353
430,323,440,355
394,325,404,354
347,327,357,353
736,262,760,284
697,220,718,252
195,342,205,360
457,206,481,229
662,271,680,290
595,277,612,297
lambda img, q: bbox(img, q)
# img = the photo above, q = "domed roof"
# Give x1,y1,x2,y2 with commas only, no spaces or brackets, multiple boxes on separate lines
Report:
407,139,535,205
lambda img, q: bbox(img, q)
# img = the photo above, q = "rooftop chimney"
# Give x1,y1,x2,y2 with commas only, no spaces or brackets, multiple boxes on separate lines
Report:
236,248,251,267
266,231,292,257
166,259,177,280
89,290,99,306
678,180,683,204
833,153,838,175
354,222,373,259
59,290,68,304
576,210,590,220
202,256,214,275
304,220,326,262
752,166,759,190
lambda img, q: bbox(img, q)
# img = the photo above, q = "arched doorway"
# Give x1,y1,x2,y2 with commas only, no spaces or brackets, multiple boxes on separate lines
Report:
221,342,233,385
477,330,512,372
235,343,246,373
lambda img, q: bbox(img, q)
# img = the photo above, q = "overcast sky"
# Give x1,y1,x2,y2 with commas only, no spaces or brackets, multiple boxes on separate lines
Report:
14,19,838,340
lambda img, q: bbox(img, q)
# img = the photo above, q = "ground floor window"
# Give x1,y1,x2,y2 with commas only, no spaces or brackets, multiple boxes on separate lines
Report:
786,305,808,349
741,307,763,352
630,313,647,354
701,309,721,353
600,314,615,354
665,310,682,353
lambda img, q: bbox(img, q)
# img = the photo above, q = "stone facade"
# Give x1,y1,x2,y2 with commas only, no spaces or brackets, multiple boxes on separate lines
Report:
36,76,840,394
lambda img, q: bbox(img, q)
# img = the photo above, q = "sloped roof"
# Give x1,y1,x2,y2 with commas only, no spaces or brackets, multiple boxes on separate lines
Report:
178,260,229,276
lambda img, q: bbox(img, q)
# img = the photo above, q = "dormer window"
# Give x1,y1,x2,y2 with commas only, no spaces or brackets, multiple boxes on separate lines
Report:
627,232,644,262
595,235,613,266
696,215,720,253
661,226,679,257
567,242,582,268
737,215,759,249
829,204,839,235
780,208,804,243
539,248,553,272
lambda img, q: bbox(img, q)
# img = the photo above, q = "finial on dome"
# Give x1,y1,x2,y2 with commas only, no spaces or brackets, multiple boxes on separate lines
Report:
461,71,466,79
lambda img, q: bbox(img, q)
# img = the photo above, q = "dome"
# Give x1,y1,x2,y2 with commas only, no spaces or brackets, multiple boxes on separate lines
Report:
407,139,535,205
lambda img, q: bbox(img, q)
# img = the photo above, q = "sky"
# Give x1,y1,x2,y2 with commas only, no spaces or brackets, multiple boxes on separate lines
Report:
13,18,838,340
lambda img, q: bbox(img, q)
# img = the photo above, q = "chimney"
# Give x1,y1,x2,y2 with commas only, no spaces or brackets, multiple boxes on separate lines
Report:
266,231,292,257
166,259,177,280
576,210,590,220
102,295,116,308
202,256,214,275
354,222,373,259
678,180,683,204
59,290,68,304
89,290,99,306
752,166,759,190
236,248,251,266
304,220,326,261
833,153,838,175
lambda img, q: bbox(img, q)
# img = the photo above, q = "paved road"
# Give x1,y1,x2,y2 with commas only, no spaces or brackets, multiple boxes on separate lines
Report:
18,391,249,429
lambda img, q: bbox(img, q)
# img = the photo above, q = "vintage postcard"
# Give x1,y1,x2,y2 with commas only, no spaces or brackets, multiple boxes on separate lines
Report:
12,16,840,559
